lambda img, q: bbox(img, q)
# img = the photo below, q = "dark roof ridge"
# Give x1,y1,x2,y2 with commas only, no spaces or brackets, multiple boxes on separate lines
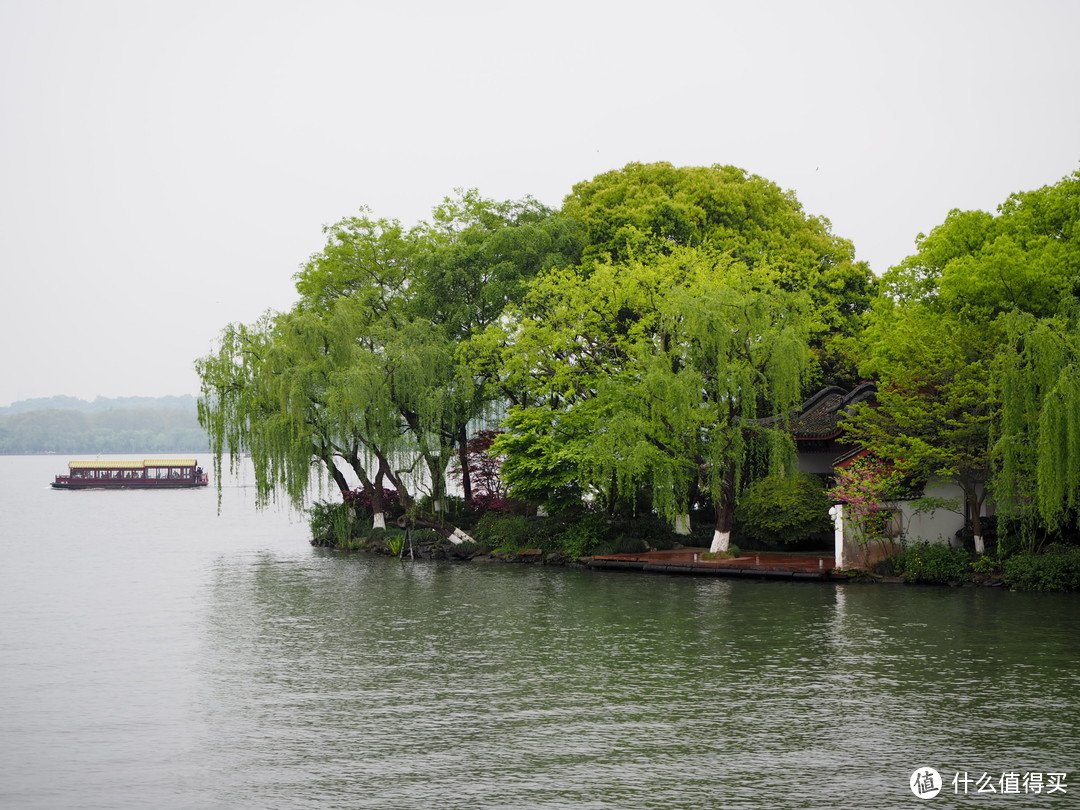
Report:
785,382,877,440
795,385,851,414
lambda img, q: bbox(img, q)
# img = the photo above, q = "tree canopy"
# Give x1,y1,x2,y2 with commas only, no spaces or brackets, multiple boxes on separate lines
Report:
198,193,582,535
843,301,998,550
844,170,1080,547
887,172,1080,316
196,161,1080,559
489,247,814,552
562,162,876,387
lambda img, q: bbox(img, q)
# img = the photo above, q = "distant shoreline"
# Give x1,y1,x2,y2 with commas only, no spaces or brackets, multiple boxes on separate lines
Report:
0,397,206,455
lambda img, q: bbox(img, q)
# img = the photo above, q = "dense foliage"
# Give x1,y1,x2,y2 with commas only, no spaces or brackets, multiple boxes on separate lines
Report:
1002,547,1080,592
843,170,1080,554
884,542,1080,592
198,193,581,535
889,542,975,585
195,162,1080,586
735,472,833,547
489,250,815,553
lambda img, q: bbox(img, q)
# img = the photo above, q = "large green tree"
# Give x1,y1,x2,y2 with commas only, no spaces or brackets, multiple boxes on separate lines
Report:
562,161,877,388
198,193,581,538
844,302,997,552
482,163,876,549
492,248,813,552
846,170,1080,548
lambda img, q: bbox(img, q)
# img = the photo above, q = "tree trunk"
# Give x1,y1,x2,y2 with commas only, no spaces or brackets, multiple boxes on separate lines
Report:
378,450,414,513
370,466,385,531
328,460,351,499
446,526,476,545
403,514,476,545
458,424,472,505
343,449,386,531
710,507,734,553
425,453,447,519
709,466,736,553
968,483,987,555
971,512,985,555
674,514,691,536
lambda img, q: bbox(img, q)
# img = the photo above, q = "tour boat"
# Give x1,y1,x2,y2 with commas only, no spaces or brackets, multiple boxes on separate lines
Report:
51,459,210,489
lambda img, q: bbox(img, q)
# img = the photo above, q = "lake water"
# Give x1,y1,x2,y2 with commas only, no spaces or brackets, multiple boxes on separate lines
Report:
1,455,1077,808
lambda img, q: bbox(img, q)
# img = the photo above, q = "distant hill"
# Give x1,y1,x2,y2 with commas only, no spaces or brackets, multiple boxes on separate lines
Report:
0,395,208,454
0,394,198,415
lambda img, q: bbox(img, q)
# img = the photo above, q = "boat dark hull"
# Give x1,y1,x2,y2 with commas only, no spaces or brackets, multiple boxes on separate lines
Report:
51,479,209,490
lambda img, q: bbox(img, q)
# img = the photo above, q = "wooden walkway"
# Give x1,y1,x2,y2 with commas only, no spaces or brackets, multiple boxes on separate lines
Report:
588,548,842,581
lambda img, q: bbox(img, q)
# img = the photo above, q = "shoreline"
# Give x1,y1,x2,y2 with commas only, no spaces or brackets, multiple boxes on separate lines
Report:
319,538,1030,589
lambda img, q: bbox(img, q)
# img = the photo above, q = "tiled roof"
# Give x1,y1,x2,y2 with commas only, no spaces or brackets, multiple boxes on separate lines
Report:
788,382,876,440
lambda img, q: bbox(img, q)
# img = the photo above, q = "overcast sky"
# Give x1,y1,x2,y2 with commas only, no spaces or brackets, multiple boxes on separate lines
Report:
2,0,1078,406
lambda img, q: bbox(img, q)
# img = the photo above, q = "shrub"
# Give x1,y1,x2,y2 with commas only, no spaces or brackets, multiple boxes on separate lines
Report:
970,555,1001,576
559,511,610,558
473,510,682,558
308,500,361,547
1003,547,1080,591
472,513,554,552
386,533,405,556
365,526,407,552
410,528,444,545
893,542,973,585
702,544,741,560
736,472,833,546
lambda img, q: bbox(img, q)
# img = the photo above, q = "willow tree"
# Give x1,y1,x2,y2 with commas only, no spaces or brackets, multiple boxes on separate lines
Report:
847,168,1080,550
195,307,397,522
995,309,1080,535
198,192,581,539
197,315,285,509
492,247,813,552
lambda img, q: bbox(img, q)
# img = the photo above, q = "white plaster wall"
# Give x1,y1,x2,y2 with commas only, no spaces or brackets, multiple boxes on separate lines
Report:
895,480,967,547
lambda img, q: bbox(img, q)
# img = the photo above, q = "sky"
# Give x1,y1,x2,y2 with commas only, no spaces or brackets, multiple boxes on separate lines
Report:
1,0,1078,406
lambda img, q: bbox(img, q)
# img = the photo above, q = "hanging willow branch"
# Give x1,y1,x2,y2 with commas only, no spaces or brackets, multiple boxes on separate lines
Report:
994,310,1080,529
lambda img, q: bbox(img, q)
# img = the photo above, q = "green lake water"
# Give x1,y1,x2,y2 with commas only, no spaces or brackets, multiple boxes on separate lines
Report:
1,455,1076,808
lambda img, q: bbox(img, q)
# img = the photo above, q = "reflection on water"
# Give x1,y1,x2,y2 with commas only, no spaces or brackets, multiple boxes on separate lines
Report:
0,456,1077,809
193,554,1080,809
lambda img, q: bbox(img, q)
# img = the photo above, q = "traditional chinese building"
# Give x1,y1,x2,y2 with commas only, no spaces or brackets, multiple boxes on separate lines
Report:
786,383,973,569
786,382,876,475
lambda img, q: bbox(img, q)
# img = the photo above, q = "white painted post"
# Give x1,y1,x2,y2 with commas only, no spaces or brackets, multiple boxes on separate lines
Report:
829,504,846,570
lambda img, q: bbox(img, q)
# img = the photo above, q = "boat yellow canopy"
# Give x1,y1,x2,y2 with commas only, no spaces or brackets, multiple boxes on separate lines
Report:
68,459,199,469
